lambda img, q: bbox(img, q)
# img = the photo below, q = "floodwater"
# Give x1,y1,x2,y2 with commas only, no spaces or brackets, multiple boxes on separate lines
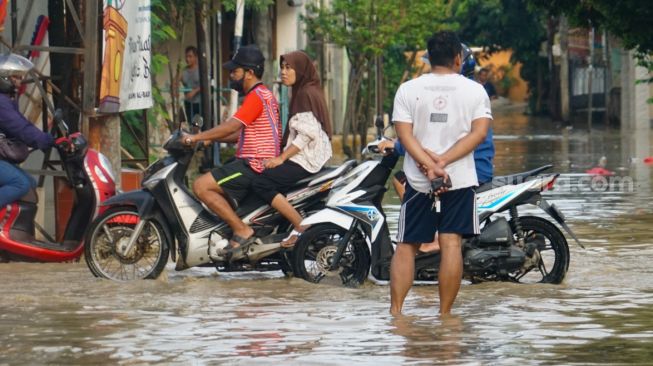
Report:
2,105,652,365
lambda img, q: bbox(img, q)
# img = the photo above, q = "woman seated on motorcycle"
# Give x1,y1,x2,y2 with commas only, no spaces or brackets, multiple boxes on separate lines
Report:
0,54,54,209
251,50,332,248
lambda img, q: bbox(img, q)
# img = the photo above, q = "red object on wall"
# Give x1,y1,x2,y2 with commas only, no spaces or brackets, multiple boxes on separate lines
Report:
0,0,7,32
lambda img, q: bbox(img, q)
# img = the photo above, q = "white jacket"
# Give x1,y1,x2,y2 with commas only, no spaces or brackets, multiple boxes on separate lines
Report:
287,111,332,173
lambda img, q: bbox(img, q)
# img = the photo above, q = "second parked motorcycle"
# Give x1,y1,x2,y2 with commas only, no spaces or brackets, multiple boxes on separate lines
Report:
291,135,582,287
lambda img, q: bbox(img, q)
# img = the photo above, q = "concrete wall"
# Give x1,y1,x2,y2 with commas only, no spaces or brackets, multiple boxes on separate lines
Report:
620,50,652,130
477,50,529,102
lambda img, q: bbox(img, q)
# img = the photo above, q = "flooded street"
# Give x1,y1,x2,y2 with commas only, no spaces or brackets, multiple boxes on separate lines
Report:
2,106,653,365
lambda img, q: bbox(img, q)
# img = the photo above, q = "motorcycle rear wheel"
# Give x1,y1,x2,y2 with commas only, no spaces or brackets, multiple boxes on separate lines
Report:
292,224,370,287
84,206,170,281
509,216,570,284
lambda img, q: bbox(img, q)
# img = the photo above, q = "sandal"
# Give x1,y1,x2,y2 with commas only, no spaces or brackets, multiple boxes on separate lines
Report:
281,229,302,248
218,234,258,261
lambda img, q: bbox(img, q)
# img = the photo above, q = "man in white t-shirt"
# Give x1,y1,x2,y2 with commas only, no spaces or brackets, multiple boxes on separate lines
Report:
390,31,492,316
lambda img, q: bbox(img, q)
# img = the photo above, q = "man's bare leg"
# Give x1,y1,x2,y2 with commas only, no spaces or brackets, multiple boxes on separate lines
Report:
390,243,418,316
193,173,253,245
437,233,463,315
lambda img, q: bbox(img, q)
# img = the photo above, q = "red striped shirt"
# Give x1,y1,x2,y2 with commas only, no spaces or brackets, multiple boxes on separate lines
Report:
233,84,281,173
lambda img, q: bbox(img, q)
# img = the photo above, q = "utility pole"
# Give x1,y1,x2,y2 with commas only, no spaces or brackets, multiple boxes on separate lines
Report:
84,0,121,187
228,0,245,116
587,25,594,131
195,0,212,169
82,0,99,137
195,0,211,127
559,16,570,123
602,30,611,126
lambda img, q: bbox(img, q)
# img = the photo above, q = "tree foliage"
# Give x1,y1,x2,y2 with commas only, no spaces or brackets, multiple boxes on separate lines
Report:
303,0,450,156
528,0,653,53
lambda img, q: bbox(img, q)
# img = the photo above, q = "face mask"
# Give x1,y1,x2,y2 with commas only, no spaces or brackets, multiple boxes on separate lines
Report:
229,75,245,94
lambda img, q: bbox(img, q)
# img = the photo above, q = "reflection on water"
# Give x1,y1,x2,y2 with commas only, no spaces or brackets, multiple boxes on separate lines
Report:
1,107,652,365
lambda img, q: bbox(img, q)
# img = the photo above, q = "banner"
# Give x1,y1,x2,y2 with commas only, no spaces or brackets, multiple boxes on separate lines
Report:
99,0,152,113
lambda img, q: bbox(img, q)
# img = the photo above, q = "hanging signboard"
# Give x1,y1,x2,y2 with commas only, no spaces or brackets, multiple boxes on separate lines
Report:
99,0,152,113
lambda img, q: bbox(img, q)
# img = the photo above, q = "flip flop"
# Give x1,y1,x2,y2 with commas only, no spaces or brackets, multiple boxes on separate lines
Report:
218,234,257,262
281,229,302,248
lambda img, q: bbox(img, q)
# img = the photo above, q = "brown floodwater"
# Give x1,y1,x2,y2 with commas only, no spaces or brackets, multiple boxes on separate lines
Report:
1,106,652,365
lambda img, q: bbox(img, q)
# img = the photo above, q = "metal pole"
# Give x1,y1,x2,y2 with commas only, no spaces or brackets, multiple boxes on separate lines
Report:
602,29,611,126
82,0,99,135
10,0,17,47
228,0,245,116
195,0,211,128
559,16,570,123
195,0,212,169
587,26,594,131
213,10,222,166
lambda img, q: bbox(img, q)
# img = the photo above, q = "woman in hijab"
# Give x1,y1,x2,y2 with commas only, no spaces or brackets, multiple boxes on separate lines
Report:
251,50,332,247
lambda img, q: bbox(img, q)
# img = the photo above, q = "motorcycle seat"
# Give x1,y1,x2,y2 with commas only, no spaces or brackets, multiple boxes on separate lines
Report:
477,165,553,193
293,160,357,188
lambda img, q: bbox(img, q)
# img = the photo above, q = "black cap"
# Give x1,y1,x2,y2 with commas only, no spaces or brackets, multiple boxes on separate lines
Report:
223,45,265,71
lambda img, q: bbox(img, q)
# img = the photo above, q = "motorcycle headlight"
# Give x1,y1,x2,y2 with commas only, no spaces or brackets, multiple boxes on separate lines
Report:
97,153,116,183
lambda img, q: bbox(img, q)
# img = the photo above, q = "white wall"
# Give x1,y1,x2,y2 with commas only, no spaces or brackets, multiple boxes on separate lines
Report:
275,1,305,60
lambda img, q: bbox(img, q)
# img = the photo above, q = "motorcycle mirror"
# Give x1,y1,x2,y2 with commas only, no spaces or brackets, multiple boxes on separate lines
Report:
192,114,204,129
52,108,69,136
54,109,63,122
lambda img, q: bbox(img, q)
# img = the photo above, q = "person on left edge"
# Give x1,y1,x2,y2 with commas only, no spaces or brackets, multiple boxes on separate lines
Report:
184,45,281,259
181,46,202,122
0,53,53,209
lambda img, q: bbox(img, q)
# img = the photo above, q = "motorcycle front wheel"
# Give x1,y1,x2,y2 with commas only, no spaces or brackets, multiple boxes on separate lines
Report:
84,206,170,281
292,224,370,287
509,216,570,284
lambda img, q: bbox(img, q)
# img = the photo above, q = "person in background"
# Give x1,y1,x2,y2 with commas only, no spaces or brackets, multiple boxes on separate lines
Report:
251,50,333,248
476,68,498,100
181,46,202,122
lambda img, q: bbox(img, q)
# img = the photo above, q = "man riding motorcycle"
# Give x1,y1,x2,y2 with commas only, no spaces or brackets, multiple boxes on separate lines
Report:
0,53,53,209
183,45,282,260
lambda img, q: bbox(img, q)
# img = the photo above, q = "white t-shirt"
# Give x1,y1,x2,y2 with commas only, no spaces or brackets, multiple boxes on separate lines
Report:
392,73,492,193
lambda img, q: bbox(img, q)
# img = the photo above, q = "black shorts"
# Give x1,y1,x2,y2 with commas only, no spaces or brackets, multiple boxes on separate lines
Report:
397,183,479,244
251,160,311,204
210,159,259,203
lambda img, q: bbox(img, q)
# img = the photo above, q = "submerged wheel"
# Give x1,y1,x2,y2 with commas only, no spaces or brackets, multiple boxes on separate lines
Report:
509,216,570,284
84,206,170,281
292,224,370,287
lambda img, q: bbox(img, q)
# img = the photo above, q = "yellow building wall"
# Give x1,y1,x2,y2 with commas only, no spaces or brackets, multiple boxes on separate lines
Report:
477,50,528,102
